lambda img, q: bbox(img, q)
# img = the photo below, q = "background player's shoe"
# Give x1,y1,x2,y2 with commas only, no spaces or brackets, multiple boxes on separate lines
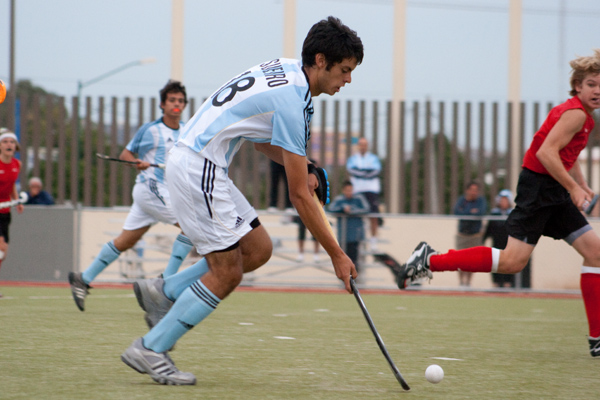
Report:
68,272,91,311
121,338,196,385
397,241,436,289
134,278,173,328
589,337,600,357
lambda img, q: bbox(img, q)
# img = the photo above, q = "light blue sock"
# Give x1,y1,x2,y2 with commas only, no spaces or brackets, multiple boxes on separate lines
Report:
81,241,120,284
143,280,220,353
162,234,193,278
163,258,209,301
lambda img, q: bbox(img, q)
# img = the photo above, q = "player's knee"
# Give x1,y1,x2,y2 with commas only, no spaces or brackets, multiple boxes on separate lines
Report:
224,267,244,288
499,256,529,274
257,239,273,264
113,234,141,251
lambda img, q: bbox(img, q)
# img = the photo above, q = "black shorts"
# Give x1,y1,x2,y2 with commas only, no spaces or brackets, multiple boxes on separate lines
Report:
0,212,11,243
360,192,380,214
506,168,590,245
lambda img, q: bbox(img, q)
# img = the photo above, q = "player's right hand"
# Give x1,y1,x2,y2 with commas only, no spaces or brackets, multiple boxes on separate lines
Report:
135,159,150,170
332,252,357,293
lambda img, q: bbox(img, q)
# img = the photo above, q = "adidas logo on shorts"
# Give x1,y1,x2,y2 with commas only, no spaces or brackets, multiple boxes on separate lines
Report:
234,216,245,228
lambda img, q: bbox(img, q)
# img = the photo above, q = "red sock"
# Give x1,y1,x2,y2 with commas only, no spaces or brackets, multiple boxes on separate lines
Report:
581,270,600,338
430,246,492,273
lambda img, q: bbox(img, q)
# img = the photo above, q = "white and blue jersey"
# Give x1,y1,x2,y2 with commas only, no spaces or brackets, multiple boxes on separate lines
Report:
177,58,313,168
346,152,382,194
126,118,183,184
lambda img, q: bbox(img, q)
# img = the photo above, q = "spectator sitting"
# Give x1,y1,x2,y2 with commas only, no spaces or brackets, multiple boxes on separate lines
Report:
25,177,54,205
454,180,487,287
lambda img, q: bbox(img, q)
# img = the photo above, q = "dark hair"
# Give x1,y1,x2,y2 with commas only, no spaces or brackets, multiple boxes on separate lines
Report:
159,80,188,105
301,16,364,70
465,180,480,190
342,180,353,187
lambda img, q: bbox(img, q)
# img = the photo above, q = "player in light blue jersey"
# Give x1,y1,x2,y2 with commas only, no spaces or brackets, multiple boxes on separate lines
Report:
122,16,364,385
69,80,194,311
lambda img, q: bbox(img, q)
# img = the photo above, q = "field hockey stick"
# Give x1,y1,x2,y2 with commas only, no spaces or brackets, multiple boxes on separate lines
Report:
312,193,410,391
95,153,165,169
584,194,599,215
0,192,28,209
349,278,411,391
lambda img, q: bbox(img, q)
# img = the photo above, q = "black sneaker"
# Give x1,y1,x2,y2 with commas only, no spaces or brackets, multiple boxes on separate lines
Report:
590,337,600,357
68,272,91,311
397,241,436,289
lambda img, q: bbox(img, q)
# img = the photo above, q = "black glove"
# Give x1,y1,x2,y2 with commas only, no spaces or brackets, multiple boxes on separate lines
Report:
308,163,330,205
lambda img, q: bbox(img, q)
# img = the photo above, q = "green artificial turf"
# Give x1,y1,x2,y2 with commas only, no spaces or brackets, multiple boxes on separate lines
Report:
0,286,596,399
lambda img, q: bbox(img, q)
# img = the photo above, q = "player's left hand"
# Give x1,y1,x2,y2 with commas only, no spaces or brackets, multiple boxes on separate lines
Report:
16,204,24,214
308,164,330,205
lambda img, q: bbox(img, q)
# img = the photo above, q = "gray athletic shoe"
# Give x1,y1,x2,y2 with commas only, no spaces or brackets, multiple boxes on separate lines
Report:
133,278,174,329
121,338,196,385
397,241,436,289
68,272,91,311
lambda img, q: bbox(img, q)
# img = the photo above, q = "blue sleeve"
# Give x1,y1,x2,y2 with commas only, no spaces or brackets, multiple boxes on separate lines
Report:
126,122,155,157
453,196,465,215
353,194,370,214
270,98,308,157
477,197,487,216
346,154,381,179
328,195,345,213
346,155,361,177
41,191,55,205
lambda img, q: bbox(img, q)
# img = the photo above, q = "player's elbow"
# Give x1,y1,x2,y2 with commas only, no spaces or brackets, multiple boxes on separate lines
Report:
288,187,308,207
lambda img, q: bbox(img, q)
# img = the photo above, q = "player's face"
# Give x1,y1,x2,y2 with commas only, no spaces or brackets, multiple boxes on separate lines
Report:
0,138,17,156
314,56,358,96
576,72,600,113
161,92,186,118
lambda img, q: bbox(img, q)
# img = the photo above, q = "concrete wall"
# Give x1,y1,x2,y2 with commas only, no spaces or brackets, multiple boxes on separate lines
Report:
2,206,597,291
2,205,76,281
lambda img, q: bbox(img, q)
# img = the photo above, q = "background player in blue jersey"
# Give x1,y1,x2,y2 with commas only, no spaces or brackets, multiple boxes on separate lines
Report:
68,80,193,311
121,16,364,385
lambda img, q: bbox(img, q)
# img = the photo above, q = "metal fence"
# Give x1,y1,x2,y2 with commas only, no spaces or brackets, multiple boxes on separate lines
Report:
1,95,599,213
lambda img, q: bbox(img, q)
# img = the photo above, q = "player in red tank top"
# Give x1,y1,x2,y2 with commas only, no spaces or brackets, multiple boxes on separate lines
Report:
0,128,23,297
397,49,600,357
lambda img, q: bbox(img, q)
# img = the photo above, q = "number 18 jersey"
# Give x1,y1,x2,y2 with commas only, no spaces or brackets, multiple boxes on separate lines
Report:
176,58,314,168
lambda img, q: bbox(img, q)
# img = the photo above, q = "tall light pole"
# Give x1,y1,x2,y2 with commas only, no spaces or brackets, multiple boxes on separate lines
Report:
76,57,156,118
171,0,184,81
8,0,16,131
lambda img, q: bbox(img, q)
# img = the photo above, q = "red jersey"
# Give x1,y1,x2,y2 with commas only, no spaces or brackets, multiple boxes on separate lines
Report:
522,96,595,174
0,158,21,213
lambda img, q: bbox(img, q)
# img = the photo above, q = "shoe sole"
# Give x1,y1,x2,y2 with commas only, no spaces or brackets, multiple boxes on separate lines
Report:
133,280,172,330
133,281,147,312
121,353,146,375
121,353,193,385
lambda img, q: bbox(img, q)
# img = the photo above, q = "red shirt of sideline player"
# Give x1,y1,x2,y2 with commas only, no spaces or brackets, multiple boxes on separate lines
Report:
0,129,23,289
